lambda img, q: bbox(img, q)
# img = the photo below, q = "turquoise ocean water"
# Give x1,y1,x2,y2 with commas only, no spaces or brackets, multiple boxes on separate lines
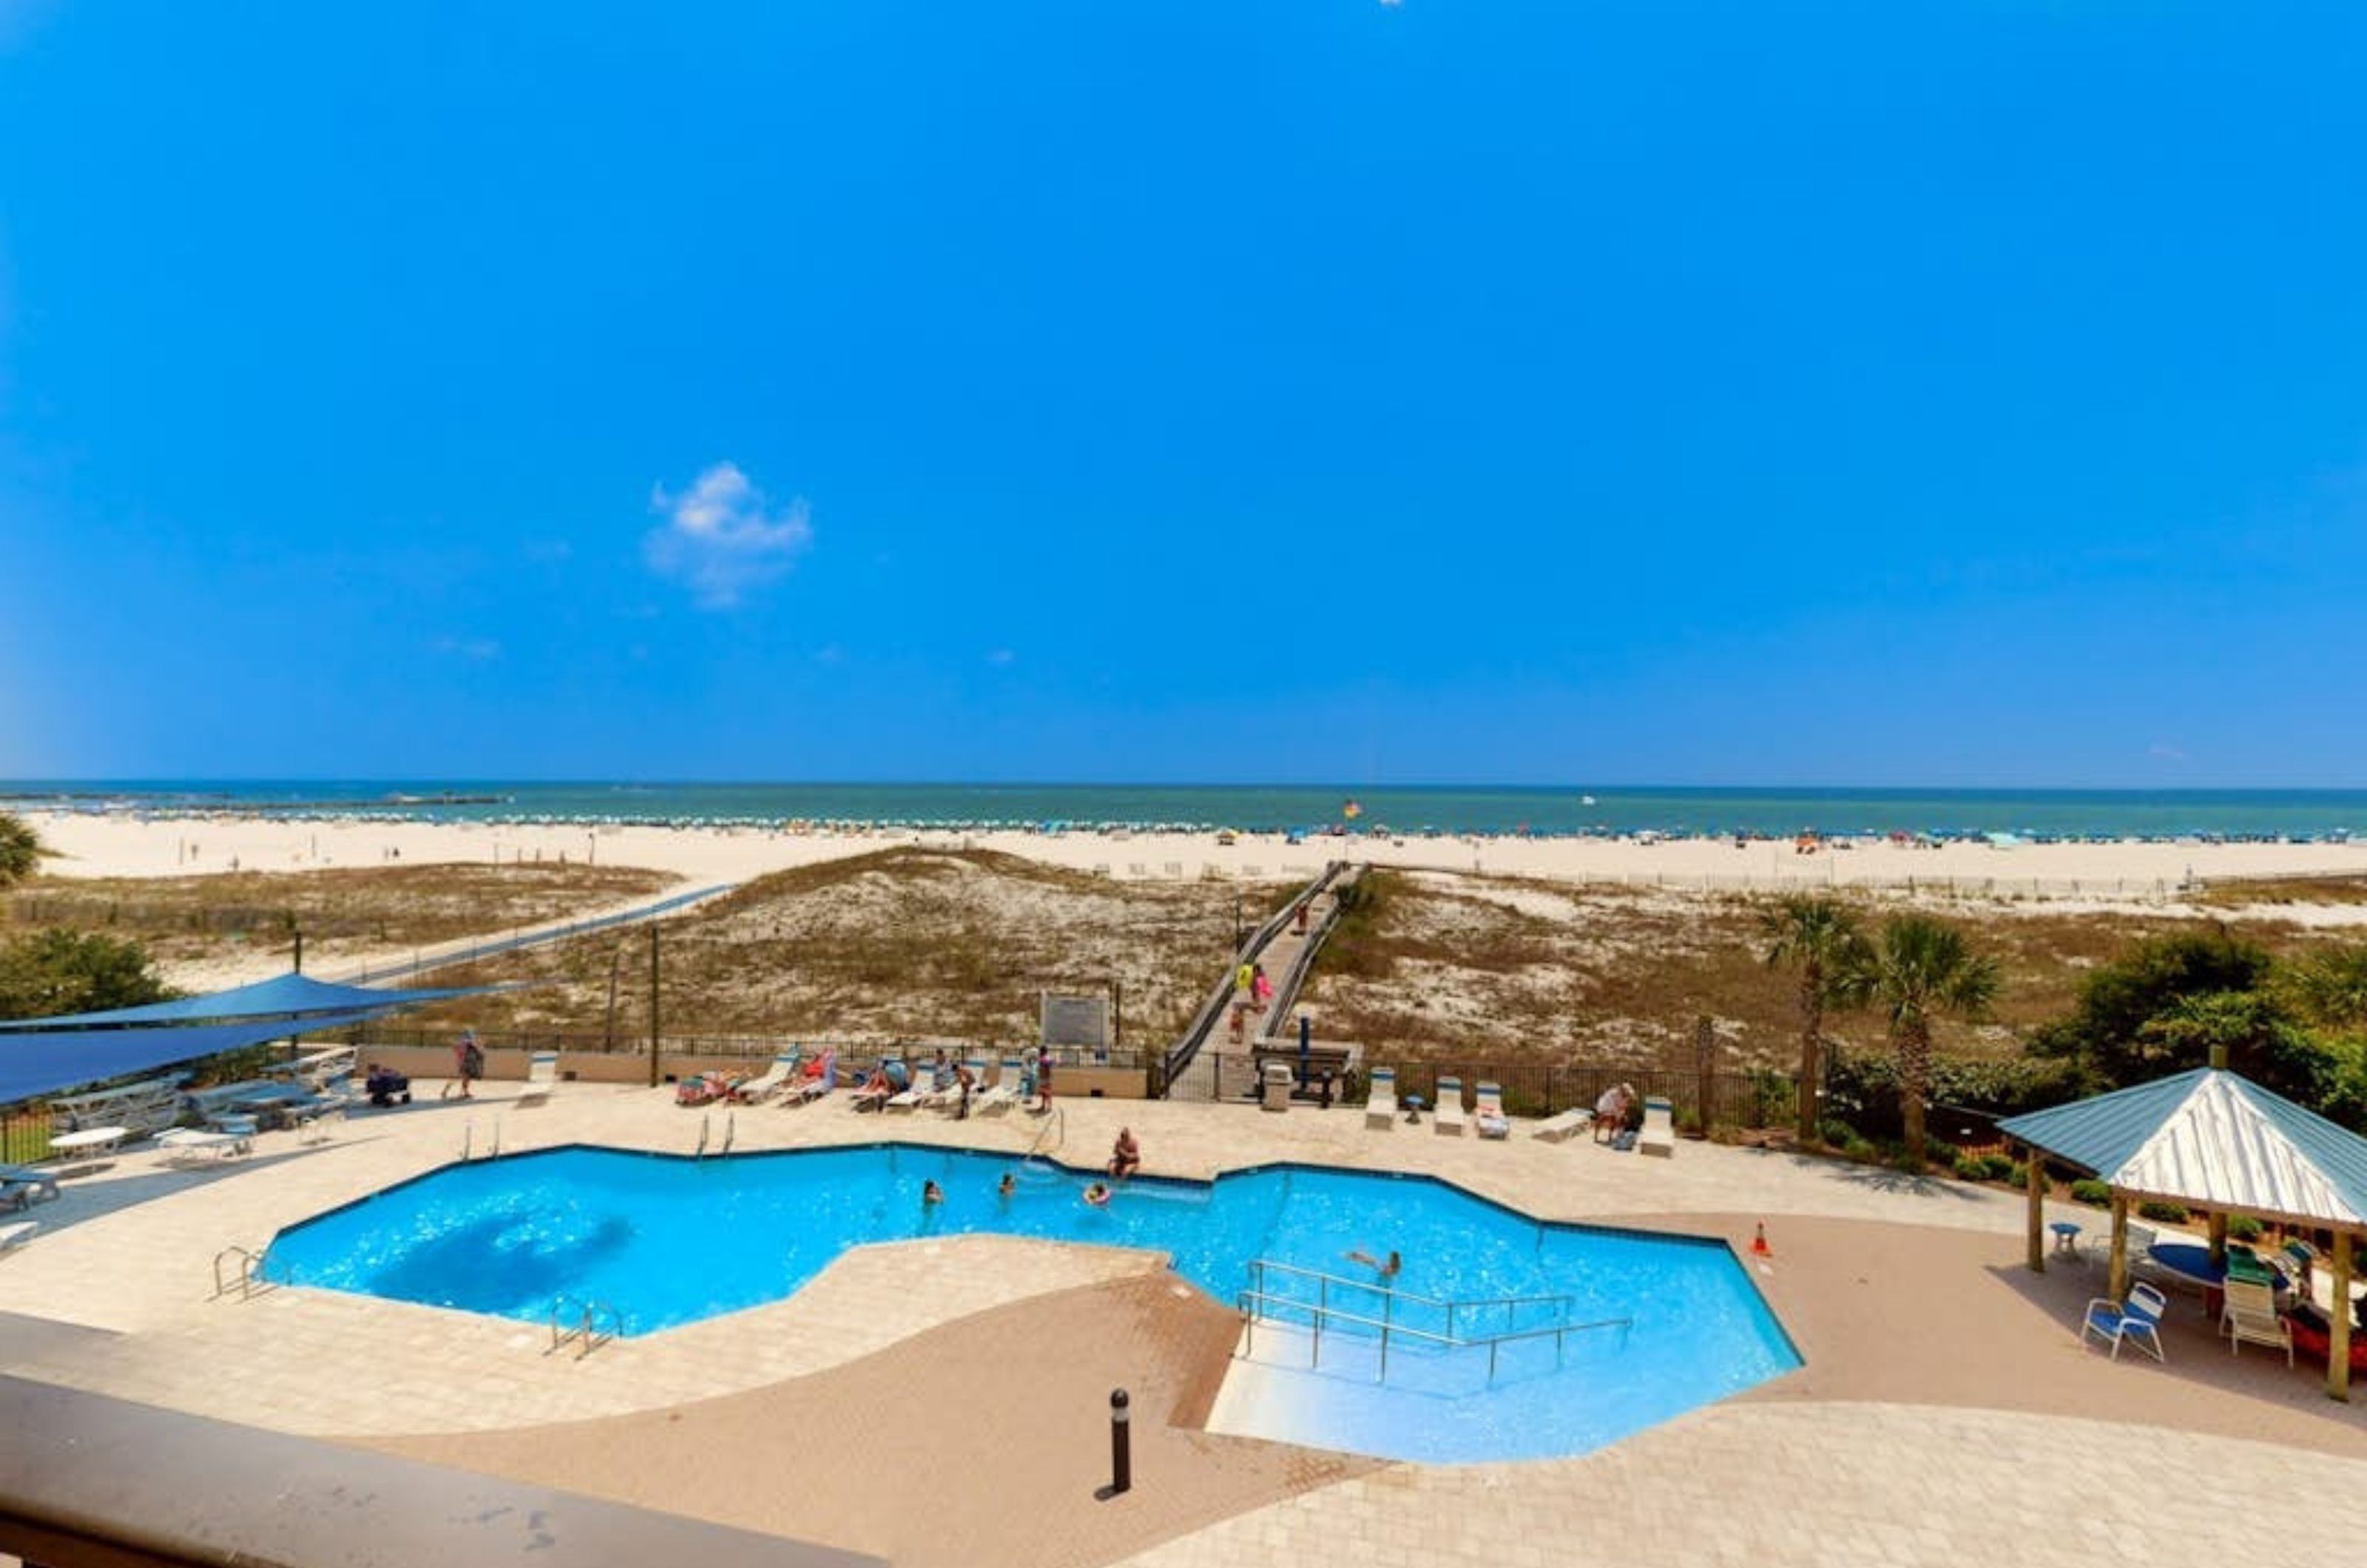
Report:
4,780,2366,840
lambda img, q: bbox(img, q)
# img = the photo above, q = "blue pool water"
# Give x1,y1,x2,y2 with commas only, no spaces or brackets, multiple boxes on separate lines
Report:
262,1144,1800,1462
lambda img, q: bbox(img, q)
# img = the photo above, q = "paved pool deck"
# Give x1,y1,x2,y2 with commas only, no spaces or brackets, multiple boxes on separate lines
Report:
1,1081,2360,1566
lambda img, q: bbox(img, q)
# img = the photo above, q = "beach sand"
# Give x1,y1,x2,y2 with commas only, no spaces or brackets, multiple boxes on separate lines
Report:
22,810,2367,903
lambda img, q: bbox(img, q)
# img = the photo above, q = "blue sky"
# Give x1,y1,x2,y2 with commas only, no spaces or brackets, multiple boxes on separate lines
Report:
1,1,2361,786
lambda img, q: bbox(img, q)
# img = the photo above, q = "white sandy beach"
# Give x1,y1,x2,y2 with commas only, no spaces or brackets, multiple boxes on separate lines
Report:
24,810,2367,902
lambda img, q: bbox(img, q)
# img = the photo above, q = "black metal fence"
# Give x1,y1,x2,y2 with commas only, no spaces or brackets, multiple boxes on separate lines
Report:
3,1110,52,1166
337,1024,1151,1075
1161,1054,1803,1128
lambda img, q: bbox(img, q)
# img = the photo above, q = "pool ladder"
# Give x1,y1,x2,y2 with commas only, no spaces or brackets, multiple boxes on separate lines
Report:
547,1295,624,1359
695,1110,735,1159
211,1243,276,1302
1235,1258,1632,1385
459,1115,503,1161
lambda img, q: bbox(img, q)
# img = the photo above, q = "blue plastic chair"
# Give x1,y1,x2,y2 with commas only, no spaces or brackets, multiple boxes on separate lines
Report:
2081,1281,2169,1362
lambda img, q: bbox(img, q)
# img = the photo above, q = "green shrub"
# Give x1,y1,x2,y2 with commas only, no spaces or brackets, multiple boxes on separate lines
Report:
2227,1215,2265,1243
1843,1138,1881,1164
2138,1200,2189,1224
2007,1162,2028,1187
1817,1118,1855,1148
1978,1153,2016,1181
2070,1179,2113,1206
1674,1106,1704,1136
1952,1153,1989,1181
1888,1149,1928,1175
1925,1137,1957,1166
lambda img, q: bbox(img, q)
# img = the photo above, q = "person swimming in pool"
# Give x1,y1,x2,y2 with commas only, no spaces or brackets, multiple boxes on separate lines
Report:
1083,1182,1112,1207
1346,1248,1402,1281
922,1180,944,1206
997,1172,1017,1199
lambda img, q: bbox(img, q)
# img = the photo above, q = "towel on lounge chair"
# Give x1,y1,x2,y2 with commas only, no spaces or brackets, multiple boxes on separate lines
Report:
1473,1081,1510,1139
786,1051,837,1106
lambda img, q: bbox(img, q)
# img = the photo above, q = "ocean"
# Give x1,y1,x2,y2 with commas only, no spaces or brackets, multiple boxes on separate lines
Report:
2,781,2364,841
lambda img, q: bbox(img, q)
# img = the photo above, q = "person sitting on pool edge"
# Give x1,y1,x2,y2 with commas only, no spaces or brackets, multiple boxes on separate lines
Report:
1108,1127,1141,1181
1083,1181,1112,1207
1346,1248,1402,1282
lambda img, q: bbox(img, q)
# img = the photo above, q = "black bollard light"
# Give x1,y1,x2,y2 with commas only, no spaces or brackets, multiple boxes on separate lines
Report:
1108,1387,1132,1496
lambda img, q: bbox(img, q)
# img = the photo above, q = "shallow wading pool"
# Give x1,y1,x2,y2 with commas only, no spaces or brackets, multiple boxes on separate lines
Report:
263,1143,1800,1462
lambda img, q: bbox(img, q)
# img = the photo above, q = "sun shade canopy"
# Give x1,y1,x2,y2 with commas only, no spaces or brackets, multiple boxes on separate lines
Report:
0,971,504,1032
0,1012,385,1106
1999,1066,2367,1231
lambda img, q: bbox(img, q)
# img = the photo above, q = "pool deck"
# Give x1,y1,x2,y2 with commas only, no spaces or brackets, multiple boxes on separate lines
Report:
2,1082,2362,1565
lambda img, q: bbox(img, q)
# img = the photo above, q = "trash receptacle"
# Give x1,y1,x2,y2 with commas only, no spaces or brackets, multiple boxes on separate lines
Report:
1261,1061,1294,1112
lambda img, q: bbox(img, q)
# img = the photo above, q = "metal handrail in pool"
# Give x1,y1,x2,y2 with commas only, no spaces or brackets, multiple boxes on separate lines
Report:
547,1294,624,1359
1248,1257,1578,1339
1235,1285,1631,1384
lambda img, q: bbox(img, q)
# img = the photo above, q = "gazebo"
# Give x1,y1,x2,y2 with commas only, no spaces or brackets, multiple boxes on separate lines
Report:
1999,1047,2367,1399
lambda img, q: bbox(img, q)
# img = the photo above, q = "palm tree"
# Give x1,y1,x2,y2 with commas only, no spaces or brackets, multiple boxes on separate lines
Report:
1760,893,1868,1143
1861,913,2001,1170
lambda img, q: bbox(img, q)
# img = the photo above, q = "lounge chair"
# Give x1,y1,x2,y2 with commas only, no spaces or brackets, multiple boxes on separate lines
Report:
885,1061,937,1113
0,1166,61,1206
973,1058,1023,1117
0,1220,37,1255
2221,1278,2294,1364
1638,1096,1675,1158
513,1050,563,1107
1473,1081,1510,1139
2081,1281,2170,1362
155,1126,252,1165
786,1050,837,1107
1433,1076,1467,1137
1532,1104,1588,1143
729,1050,801,1106
1365,1067,1398,1131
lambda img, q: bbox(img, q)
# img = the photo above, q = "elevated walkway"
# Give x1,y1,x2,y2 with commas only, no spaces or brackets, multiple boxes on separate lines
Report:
1163,862,1357,1101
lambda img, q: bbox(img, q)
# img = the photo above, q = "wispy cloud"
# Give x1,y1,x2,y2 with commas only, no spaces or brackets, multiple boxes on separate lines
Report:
2148,742,2189,762
430,635,502,661
646,462,814,608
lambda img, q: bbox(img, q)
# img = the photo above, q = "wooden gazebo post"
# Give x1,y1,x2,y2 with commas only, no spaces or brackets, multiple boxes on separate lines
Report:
2024,1147,2046,1273
2333,1233,2354,1403
2107,1192,2131,1305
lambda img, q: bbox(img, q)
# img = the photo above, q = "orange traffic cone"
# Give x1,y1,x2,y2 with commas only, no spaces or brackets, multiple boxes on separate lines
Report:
1751,1223,1771,1257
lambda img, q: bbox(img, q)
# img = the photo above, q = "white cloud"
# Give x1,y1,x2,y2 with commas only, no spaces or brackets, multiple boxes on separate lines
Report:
2148,743,2189,762
646,462,814,608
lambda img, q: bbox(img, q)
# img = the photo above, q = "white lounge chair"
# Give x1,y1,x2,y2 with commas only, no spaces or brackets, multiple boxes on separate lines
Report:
1365,1067,1398,1131
973,1058,1024,1117
511,1050,561,1108
1473,1081,1510,1140
885,1061,939,1113
1638,1095,1675,1158
2221,1278,2293,1364
0,1220,37,1255
155,1126,251,1165
730,1050,801,1106
1433,1076,1467,1136
1532,1106,1589,1143
2081,1281,2169,1362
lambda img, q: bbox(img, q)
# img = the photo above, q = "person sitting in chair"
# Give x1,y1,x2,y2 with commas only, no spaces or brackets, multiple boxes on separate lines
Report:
1593,1083,1632,1143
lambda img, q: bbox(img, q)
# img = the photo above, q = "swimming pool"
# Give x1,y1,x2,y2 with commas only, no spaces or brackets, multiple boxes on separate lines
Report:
262,1143,1800,1462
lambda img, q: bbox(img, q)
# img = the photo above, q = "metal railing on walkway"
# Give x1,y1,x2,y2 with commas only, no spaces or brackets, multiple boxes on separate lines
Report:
1163,861,1346,1095
1237,1258,1630,1385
